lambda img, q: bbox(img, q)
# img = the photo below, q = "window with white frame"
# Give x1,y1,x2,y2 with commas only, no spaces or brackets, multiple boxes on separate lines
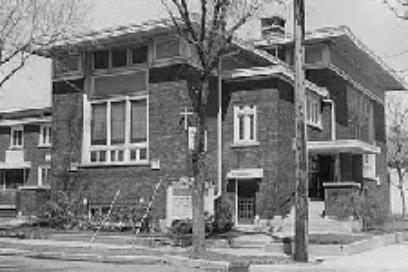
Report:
306,95,321,127
363,153,376,179
88,96,148,164
233,105,257,144
10,126,23,148
39,124,52,146
38,165,50,186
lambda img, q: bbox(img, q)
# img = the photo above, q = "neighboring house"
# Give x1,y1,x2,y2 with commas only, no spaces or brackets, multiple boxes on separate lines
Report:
254,17,407,224
0,107,52,217
39,16,406,230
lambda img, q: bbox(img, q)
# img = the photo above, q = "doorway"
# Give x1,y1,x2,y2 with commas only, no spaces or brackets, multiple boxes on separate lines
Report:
308,155,334,200
237,180,257,225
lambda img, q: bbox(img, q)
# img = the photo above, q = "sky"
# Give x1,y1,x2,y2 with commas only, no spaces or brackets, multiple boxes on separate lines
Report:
1,0,408,111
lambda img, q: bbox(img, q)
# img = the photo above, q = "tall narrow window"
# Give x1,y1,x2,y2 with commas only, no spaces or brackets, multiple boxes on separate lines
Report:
39,124,52,146
10,126,23,148
131,100,147,143
234,105,257,144
111,101,126,144
91,103,107,145
38,165,50,186
306,95,321,127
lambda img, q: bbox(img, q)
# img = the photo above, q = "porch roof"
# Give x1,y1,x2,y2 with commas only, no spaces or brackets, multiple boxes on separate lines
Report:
307,140,381,155
0,161,31,169
226,168,264,180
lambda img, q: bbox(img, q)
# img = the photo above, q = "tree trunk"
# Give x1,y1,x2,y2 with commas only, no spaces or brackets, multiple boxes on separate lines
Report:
397,167,407,218
191,78,209,258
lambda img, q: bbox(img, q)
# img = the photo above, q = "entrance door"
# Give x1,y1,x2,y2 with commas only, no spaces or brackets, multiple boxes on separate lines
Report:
237,180,257,225
309,155,334,200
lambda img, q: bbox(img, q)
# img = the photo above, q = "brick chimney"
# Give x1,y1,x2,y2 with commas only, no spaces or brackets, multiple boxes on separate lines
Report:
259,0,287,40
260,16,286,40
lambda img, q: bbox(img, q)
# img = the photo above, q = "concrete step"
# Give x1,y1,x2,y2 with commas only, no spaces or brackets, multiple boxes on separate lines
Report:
230,234,274,248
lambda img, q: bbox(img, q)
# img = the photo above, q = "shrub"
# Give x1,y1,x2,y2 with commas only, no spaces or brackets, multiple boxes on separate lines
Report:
213,198,234,233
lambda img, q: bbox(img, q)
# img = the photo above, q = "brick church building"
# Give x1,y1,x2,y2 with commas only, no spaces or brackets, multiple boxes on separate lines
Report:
38,16,407,230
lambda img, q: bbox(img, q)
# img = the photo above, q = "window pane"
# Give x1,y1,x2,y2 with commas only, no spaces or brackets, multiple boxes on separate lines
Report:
110,101,126,144
238,115,244,140
112,49,128,67
93,72,147,98
132,46,148,64
131,100,147,142
156,38,180,59
249,114,254,140
91,103,107,145
139,148,147,160
94,50,109,69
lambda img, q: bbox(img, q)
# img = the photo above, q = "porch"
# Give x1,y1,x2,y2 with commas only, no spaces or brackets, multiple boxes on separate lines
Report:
307,139,380,219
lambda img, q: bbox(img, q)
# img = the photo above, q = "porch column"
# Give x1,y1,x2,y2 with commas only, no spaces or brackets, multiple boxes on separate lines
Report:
334,153,341,182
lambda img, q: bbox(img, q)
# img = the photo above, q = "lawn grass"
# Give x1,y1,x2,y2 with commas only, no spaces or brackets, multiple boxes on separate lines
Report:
308,233,371,245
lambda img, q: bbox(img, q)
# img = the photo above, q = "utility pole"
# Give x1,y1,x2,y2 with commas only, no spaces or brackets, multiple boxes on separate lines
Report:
293,0,308,262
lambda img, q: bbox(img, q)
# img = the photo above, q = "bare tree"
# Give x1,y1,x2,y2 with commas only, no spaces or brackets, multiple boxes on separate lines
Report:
159,0,265,257
383,0,408,19
387,94,408,217
0,0,91,87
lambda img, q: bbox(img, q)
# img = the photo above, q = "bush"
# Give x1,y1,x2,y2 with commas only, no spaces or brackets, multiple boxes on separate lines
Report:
213,198,234,233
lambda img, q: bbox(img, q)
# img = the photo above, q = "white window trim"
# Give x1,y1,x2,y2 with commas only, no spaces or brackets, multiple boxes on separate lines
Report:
233,105,258,145
38,165,51,186
10,125,24,149
82,93,149,166
306,94,322,129
39,124,52,147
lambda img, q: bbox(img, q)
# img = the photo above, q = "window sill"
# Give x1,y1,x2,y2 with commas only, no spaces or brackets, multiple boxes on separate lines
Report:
19,185,51,190
231,141,260,148
307,122,323,130
77,161,150,168
8,146,23,150
38,144,51,149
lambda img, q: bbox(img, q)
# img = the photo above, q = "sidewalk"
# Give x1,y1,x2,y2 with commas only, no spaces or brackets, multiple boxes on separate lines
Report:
1,229,407,271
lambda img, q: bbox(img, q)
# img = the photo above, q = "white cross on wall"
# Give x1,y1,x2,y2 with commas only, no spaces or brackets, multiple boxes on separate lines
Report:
179,106,195,131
